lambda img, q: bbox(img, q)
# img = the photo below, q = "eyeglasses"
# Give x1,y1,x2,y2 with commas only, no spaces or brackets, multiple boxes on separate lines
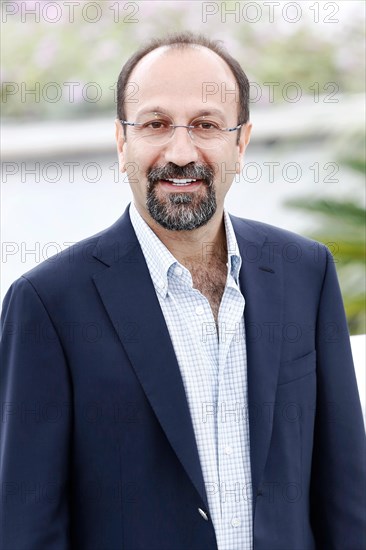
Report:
119,112,243,149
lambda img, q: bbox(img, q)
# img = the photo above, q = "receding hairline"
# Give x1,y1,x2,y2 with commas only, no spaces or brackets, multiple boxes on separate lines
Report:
127,42,237,85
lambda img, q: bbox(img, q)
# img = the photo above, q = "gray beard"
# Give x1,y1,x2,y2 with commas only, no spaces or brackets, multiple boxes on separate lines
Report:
146,183,217,231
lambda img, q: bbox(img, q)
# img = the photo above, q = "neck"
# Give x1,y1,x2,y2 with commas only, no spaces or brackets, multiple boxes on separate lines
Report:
134,202,228,267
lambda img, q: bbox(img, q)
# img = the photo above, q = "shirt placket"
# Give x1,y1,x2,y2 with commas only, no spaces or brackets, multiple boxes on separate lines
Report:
216,282,250,549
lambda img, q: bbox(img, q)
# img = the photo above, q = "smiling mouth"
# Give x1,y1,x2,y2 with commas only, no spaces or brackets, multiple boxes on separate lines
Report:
158,178,204,190
163,178,197,185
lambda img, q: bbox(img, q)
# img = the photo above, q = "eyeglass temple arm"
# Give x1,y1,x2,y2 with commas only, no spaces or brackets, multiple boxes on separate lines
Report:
227,124,243,132
120,120,139,126
120,120,243,132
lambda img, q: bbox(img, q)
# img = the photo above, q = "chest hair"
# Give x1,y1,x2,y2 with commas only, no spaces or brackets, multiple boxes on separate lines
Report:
187,261,228,326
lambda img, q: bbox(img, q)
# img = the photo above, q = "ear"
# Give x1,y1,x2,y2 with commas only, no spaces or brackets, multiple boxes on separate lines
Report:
236,122,252,174
115,119,126,173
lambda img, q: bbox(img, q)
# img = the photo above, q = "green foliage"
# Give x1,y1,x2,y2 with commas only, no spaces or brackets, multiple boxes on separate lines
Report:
285,131,366,334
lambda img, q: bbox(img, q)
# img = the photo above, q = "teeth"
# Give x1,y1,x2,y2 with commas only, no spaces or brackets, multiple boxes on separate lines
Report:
166,178,197,185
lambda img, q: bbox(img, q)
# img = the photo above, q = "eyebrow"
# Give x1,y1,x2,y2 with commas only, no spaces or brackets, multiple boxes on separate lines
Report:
135,106,227,120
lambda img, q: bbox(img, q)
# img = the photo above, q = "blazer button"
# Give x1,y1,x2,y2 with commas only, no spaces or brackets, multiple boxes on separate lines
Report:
198,508,209,521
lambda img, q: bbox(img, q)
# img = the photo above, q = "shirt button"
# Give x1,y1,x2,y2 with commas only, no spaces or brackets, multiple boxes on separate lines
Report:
224,445,233,455
195,305,204,315
198,508,209,521
231,516,241,527
174,266,183,276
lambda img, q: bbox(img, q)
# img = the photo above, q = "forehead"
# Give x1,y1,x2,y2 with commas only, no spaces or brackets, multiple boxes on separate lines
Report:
126,45,239,120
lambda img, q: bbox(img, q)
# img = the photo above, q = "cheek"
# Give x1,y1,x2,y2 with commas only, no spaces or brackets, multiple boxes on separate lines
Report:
125,144,158,177
124,151,145,184
216,153,239,186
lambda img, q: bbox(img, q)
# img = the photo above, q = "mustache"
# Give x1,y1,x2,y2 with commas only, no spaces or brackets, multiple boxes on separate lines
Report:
147,163,215,186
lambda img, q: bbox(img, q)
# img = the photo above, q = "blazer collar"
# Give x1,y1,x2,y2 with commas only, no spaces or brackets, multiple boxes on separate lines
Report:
92,204,210,508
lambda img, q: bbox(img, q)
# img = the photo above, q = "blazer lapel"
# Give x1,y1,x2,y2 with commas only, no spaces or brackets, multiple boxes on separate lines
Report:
91,205,209,509
230,215,284,508
91,204,284,517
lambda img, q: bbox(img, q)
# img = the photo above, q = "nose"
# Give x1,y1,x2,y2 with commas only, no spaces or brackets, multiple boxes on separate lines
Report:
163,126,199,166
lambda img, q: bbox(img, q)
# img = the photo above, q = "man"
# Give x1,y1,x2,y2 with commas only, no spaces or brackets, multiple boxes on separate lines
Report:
1,31,365,550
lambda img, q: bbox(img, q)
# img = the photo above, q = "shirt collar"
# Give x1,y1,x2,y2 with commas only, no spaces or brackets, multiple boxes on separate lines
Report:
129,201,242,299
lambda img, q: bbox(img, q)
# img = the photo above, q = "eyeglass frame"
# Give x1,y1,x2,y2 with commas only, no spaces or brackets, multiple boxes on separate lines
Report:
118,115,245,148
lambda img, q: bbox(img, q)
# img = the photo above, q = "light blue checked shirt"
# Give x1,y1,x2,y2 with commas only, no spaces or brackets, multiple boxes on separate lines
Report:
129,201,253,550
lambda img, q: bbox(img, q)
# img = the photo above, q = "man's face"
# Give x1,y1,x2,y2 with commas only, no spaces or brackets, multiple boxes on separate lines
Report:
115,46,252,231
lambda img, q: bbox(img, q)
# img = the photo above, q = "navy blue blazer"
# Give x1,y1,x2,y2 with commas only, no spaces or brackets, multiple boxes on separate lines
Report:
1,203,365,550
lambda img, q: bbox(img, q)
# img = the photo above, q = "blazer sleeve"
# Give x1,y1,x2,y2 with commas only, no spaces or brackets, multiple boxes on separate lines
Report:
310,245,366,549
0,276,72,550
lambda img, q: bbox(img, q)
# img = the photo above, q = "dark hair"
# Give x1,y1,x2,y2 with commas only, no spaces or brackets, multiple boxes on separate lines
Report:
116,31,250,145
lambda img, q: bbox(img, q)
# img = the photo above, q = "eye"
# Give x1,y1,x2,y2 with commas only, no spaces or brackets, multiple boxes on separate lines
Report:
142,120,169,130
192,120,220,130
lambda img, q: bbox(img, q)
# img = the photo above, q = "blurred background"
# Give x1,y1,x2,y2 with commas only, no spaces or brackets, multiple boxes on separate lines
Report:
1,1,365,402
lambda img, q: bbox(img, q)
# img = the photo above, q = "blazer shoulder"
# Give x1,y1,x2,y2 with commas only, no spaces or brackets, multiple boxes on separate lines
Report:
231,214,329,253
229,214,331,281
19,204,133,281
5,218,124,301
21,229,105,282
